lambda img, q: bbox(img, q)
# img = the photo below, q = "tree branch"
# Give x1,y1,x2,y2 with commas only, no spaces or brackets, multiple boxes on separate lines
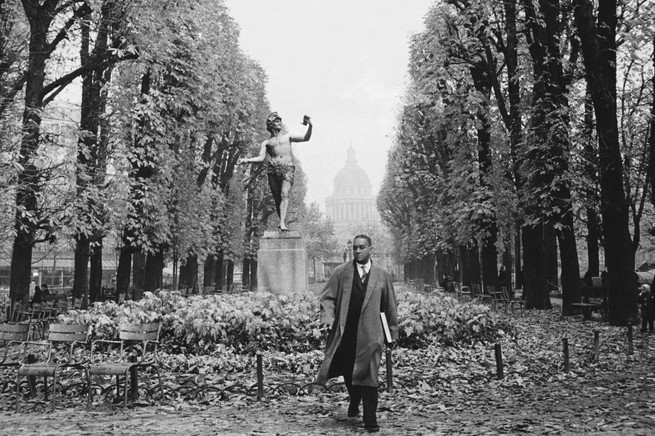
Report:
40,52,138,103
45,1,92,54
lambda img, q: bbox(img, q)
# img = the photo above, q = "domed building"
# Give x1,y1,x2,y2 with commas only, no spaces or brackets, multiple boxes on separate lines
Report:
325,146,379,244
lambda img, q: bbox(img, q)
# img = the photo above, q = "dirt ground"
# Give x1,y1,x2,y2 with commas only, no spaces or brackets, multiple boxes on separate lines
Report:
2,359,654,436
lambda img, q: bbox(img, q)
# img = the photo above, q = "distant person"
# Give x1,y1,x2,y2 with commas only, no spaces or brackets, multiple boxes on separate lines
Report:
29,280,36,301
440,274,455,293
637,284,655,332
237,112,312,231
31,285,44,305
42,283,51,295
316,234,398,432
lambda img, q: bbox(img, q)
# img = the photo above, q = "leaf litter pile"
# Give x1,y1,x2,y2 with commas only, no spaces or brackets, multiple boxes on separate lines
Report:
2,298,655,435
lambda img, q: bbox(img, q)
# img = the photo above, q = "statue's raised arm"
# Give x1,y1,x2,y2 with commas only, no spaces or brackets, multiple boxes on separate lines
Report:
290,115,312,142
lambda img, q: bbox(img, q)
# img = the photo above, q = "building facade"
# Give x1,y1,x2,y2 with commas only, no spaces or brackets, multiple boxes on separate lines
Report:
323,146,401,279
325,146,379,245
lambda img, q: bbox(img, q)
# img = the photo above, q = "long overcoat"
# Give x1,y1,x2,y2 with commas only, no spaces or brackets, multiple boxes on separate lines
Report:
316,261,398,387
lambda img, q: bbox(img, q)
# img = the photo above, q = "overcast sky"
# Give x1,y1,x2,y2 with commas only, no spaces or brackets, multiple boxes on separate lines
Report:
223,0,434,210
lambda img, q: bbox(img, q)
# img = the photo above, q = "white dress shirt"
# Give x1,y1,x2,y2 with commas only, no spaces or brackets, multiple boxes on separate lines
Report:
357,260,372,279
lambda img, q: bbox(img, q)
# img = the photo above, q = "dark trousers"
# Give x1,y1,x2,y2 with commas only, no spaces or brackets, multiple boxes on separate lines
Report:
344,372,379,427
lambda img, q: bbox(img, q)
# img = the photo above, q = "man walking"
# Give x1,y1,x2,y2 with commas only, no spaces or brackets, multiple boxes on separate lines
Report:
316,235,398,432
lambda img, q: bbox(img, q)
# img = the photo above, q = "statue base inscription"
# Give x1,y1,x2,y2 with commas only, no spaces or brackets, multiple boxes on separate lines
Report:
257,230,308,295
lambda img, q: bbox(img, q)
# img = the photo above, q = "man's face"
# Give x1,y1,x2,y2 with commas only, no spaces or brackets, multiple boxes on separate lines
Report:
272,117,282,129
353,237,372,264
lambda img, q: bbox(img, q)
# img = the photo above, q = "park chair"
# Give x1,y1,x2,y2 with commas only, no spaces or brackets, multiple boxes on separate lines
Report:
502,287,525,314
27,303,51,340
8,301,32,324
15,323,90,411
487,286,506,310
484,285,503,308
53,298,71,316
470,284,487,303
87,322,164,408
457,283,473,301
1,323,31,368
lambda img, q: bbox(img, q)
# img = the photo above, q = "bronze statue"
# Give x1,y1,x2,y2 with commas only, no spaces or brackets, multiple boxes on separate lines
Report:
237,112,312,231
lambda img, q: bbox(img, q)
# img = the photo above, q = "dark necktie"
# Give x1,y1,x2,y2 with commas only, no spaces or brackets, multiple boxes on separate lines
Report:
360,265,368,282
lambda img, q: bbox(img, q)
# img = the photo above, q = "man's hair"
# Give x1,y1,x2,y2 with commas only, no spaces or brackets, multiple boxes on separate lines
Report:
353,234,372,247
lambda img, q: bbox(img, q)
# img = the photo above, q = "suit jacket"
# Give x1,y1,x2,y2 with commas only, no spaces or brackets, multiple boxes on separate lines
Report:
316,260,398,387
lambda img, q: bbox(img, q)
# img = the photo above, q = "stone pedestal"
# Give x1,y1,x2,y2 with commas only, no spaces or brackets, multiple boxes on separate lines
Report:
257,230,308,295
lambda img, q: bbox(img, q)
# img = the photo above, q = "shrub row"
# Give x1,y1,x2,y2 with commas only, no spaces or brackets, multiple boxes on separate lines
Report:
59,287,508,355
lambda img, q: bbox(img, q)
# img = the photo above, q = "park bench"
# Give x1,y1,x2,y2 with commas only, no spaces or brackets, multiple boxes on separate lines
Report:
15,323,90,411
87,322,164,407
572,282,606,320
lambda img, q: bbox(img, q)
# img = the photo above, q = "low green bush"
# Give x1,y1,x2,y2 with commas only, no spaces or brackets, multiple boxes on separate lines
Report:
396,291,509,348
59,288,508,355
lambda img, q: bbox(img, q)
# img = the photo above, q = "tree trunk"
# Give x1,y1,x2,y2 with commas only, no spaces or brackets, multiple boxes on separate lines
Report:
116,247,132,299
89,245,102,303
502,248,513,291
547,229,558,293
9,239,32,303
203,255,216,288
9,3,53,303
180,254,199,294
243,258,251,288
144,249,164,292
522,223,553,309
470,63,499,291
132,252,146,293
575,0,637,324
75,7,114,306
648,34,655,216
215,251,225,291
251,260,258,289
584,88,601,277
460,245,480,286
558,216,582,315
73,238,90,302
504,0,524,292
226,260,234,287
520,0,580,309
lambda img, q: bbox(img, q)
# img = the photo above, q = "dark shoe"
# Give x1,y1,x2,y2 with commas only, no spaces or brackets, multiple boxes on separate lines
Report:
347,404,360,418
364,424,380,432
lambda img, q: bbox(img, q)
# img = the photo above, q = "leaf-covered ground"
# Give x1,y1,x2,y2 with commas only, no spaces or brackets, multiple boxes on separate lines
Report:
2,300,655,435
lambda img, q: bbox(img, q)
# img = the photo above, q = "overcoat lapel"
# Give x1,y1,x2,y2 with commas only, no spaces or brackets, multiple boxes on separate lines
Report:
338,263,355,333
361,266,379,312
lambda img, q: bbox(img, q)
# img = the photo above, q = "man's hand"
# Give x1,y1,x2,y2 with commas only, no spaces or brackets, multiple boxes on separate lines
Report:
302,115,312,126
236,158,245,165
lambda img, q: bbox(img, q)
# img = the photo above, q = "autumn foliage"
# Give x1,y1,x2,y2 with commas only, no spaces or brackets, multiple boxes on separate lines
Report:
58,288,506,357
